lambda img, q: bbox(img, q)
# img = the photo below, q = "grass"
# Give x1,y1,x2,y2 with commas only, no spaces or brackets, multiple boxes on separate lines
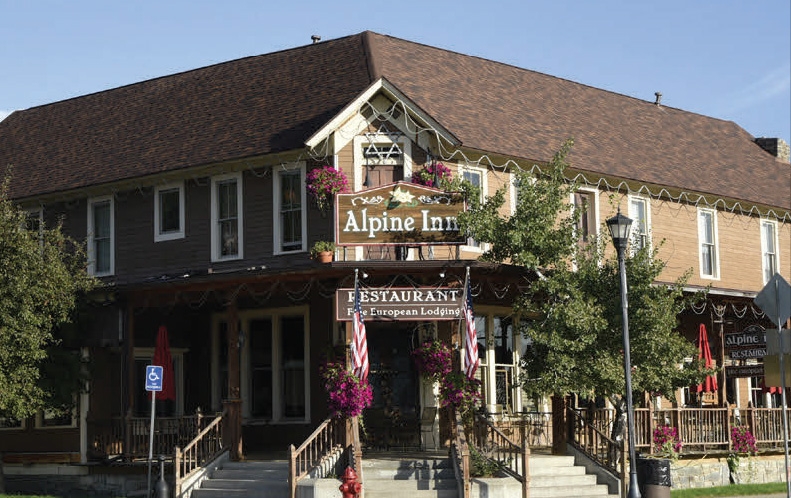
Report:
671,482,788,497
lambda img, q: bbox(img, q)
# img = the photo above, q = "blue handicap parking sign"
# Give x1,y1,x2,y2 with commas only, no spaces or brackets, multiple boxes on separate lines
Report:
145,365,163,392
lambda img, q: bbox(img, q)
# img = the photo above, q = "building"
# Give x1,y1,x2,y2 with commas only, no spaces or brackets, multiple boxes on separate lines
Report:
0,30,788,490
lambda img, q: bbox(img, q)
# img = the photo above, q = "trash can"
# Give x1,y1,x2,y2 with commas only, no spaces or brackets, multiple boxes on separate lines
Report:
636,455,671,498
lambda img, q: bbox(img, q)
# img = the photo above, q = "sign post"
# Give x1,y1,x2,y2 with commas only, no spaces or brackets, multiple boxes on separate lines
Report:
145,365,163,498
754,273,791,498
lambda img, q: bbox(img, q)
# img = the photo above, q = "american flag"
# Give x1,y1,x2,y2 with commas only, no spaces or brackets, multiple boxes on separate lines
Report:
351,283,369,383
463,277,479,379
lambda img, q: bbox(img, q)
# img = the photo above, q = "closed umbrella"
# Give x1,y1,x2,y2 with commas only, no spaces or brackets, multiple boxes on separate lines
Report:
695,324,718,393
150,325,175,401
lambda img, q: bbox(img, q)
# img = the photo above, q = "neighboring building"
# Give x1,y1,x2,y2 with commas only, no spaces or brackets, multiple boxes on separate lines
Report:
0,30,788,479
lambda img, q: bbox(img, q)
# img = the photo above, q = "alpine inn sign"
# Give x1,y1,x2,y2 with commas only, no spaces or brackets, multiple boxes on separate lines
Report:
334,182,466,246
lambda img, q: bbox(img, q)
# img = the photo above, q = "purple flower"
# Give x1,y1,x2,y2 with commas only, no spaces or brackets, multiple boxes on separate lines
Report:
306,165,350,212
320,360,372,418
412,340,452,382
731,426,757,454
652,426,682,456
411,162,452,188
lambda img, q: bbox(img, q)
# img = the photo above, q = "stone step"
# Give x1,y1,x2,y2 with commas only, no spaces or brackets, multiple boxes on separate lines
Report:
528,482,612,498
530,473,599,488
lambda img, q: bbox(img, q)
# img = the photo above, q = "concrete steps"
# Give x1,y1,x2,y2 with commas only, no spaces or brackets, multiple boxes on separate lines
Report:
361,454,458,498
191,461,288,498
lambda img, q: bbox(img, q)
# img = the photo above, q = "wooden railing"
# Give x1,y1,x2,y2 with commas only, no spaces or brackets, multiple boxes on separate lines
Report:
470,411,530,498
174,410,226,496
450,409,471,498
567,406,625,497
88,408,210,460
287,417,346,498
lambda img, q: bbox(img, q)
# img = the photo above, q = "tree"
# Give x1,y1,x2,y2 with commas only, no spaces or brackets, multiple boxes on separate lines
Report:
457,140,710,442
0,172,95,490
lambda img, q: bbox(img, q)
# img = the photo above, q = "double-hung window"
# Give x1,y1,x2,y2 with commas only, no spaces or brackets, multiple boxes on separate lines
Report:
462,166,486,249
698,208,719,279
628,196,650,254
211,173,243,261
273,165,306,254
761,219,779,283
88,196,114,276
154,182,185,242
573,190,598,247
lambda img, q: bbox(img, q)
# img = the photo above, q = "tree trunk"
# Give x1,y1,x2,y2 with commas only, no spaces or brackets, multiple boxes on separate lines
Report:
608,395,627,467
0,454,6,493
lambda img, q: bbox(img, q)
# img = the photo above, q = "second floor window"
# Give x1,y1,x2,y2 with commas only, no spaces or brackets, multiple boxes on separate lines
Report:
629,196,650,253
463,167,485,249
698,208,719,278
88,196,114,276
573,190,597,247
274,166,305,253
761,219,778,283
211,173,243,261
154,183,185,241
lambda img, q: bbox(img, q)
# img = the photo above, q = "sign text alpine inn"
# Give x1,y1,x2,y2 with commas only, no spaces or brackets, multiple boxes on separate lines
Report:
335,182,466,245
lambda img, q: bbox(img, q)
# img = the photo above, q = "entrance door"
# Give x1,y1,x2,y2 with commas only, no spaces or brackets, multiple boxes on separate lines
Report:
363,323,420,450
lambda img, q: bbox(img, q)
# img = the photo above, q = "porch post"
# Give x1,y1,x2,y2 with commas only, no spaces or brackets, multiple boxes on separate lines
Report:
551,394,567,455
125,300,135,461
224,298,243,461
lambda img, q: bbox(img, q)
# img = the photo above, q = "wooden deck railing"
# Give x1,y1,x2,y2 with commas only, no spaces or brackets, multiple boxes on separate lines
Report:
450,409,471,498
174,410,226,496
88,408,211,460
287,417,346,498
470,411,530,498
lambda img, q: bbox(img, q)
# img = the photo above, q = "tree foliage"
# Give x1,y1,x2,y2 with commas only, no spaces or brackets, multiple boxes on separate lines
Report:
0,173,96,420
456,141,711,430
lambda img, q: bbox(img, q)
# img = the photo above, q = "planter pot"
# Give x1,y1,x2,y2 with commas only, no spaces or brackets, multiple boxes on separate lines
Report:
316,251,333,263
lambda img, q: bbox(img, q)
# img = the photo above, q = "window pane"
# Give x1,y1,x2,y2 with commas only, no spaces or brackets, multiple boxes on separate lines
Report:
220,220,238,256
93,201,111,273
475,315,487,362
280,171,302,251
493,316,514,365
159,189,180,233
250,319,273,418
281,316,305,418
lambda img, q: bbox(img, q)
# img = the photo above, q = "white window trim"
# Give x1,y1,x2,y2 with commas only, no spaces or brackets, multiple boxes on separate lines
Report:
697,208,720,280
154,182,185,242
570,188,600,241
210,172,244,262
459,164,488,253
353,134,412,191
273,163,307,255
211,307,310,424
760,219,780,284
628,194,652,254
87,195,115,277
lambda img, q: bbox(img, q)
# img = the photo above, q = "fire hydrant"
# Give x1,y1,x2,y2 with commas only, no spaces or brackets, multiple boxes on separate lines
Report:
339,466,362,498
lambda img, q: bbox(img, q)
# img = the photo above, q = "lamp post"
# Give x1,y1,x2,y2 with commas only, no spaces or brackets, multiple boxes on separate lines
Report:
607,210,641,498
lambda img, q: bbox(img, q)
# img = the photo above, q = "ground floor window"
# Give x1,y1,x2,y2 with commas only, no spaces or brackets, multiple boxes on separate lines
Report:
212,307,309,423
132,348,185,417
472,307,521,415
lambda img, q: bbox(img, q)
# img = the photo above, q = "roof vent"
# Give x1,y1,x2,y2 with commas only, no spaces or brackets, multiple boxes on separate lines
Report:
311,35,321,44
654,92,662,106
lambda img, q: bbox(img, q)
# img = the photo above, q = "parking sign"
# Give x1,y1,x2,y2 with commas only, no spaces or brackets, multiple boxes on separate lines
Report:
145,365,163,392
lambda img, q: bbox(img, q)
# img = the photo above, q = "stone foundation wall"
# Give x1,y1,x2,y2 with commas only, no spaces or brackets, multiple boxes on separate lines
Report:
671,455,787,489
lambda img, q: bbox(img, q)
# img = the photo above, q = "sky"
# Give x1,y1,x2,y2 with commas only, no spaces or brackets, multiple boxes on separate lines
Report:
1,1,789,145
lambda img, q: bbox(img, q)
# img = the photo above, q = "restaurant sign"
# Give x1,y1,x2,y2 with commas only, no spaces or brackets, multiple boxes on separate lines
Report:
336,287,463,322
335,182,466,246
725,325,767,360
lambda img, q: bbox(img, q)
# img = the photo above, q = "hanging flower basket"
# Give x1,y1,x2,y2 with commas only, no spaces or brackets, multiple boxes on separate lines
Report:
412,340,452,382
306,165,350,213
411,162,452,189
319,360,372,418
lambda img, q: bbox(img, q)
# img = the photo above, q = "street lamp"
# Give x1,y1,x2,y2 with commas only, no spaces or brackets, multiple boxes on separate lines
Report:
607,210,641,498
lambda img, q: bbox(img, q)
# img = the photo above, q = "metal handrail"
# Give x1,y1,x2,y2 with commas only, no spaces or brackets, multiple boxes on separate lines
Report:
567,406,625,497
471,411,529,498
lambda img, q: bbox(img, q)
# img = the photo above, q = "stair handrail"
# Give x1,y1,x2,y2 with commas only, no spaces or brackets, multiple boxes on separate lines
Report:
450,408,471,498
472,411,529,498
174,409,227,496
288,416,346,498
566,405,625,496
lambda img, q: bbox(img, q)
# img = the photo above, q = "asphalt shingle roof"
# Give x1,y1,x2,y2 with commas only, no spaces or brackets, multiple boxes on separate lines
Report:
1,31,788,211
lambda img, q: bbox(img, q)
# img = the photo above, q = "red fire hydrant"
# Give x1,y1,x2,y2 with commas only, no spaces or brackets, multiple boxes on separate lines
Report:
339,466,362,498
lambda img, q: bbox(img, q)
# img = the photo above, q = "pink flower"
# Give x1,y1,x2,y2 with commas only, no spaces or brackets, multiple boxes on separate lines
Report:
306,166,350,212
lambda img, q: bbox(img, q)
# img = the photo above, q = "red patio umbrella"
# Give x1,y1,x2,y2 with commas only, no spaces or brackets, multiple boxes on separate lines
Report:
695,323,718,393
150,325,176,401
